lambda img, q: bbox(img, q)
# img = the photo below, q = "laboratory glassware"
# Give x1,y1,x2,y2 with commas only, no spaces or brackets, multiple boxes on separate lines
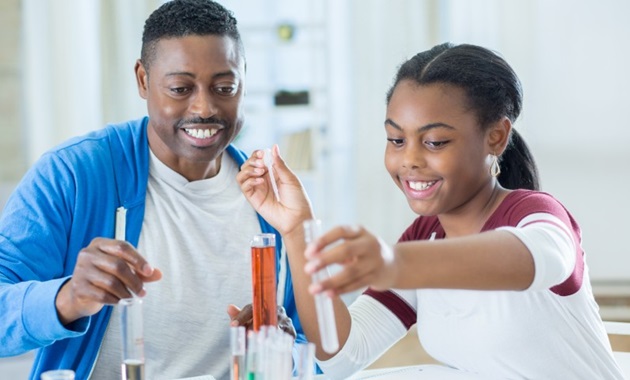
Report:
120,297,145,380
303,219,339,353
251,233,278,330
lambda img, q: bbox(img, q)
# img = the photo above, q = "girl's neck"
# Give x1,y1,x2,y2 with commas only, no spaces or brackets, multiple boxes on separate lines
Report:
438,182,510,238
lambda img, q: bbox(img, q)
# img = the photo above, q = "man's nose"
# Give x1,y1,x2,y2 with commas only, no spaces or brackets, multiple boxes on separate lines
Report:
190,89,218,118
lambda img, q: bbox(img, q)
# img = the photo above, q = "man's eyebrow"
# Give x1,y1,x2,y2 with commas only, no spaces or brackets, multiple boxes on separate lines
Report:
164,70,237,79
384,119,456,132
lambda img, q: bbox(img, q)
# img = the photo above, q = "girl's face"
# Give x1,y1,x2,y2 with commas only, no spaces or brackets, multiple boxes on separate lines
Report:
384,81,494,217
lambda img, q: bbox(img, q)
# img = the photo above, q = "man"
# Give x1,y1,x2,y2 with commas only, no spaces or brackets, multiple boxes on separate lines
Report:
0,1,306,379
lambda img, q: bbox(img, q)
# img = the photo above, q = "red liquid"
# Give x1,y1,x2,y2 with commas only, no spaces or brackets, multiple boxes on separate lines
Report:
251,245,277,330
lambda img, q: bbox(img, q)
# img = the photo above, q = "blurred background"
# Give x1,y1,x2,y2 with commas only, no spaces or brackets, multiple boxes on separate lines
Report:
1,0,630,376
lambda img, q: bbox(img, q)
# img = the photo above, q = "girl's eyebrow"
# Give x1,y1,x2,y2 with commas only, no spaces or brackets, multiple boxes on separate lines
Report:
384,118,456,132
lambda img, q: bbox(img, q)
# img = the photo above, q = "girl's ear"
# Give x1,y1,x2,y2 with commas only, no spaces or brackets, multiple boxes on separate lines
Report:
487,117,512,155
135,59,149,99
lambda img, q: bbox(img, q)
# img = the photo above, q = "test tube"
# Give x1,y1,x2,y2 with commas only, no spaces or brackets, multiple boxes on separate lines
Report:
40,370,75,380
245,330,258,378
263,148,280,202
296,343,316,380
303,219,339,354
120,298,145,380
230,326,246,380
251,233,278,330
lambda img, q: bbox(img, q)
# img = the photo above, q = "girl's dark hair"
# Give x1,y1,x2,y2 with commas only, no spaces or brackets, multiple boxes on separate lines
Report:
386,43,540,191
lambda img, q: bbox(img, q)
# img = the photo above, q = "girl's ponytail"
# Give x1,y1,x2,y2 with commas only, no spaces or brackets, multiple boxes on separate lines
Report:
498,129,540,191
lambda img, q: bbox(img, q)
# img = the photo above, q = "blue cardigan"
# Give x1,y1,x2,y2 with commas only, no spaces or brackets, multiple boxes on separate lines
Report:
0,117,304,379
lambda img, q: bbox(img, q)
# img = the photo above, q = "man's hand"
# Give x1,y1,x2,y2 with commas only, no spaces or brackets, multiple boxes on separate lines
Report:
227,303,296,339
55,237,162,325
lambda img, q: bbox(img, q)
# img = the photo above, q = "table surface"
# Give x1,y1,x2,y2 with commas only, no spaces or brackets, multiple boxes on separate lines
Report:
313,365,483,380
174,364,482,380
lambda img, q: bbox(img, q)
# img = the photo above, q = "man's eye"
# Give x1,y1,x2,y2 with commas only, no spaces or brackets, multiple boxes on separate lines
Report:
425,140,449,148
170,87,190,95
387,138,404,146
216,85,237,95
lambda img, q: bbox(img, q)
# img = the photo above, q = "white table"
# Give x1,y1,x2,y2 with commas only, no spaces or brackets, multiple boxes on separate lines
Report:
313,365,484,380
175,364,483,380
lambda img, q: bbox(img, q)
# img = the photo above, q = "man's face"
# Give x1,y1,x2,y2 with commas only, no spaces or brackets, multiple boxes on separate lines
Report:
136,34,245,180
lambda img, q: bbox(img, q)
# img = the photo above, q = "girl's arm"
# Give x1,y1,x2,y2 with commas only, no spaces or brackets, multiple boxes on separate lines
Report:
308,219,574,295
236,146,351,360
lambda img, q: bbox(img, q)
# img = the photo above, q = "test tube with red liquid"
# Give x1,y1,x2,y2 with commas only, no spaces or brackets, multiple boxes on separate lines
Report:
251,233,278,330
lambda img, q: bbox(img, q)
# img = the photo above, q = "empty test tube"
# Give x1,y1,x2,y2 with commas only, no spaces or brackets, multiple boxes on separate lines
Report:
120,298,145,380
303,219,339,354
296,343,315,380
263,148,280,202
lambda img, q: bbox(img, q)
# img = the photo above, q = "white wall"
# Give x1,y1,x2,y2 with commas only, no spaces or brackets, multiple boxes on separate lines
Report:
351,0,630,280
10,0,630,279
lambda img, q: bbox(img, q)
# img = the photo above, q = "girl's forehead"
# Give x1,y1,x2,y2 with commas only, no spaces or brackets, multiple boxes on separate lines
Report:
387,82,475,125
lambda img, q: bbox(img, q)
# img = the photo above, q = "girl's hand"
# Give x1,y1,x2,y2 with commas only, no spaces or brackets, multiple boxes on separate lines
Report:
304,225,399,295
236,145,313,236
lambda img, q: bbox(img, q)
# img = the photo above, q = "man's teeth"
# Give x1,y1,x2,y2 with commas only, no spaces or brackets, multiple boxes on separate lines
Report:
408,180,436,191
184,128,217,139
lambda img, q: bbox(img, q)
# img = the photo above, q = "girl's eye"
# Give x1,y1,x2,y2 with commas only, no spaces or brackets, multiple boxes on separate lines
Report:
387,138,404,147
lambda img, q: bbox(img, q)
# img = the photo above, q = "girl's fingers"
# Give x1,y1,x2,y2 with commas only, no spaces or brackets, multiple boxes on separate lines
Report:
310,264,373,296
305,242,349,274
239,176,265,193
312,225,363,255
304,227,366,273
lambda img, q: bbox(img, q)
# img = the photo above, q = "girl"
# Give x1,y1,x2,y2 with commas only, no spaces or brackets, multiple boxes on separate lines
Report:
237,43,624,379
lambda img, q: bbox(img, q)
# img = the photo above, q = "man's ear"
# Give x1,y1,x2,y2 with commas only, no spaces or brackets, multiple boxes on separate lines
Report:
135,59,149,99
487,117,512,155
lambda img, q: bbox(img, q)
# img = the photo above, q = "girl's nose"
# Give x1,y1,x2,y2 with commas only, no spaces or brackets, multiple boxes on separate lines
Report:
402,144,425,169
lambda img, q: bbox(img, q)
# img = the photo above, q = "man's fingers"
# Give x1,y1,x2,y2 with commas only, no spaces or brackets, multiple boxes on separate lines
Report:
88,273,135,302
227,304,241,320
91,253,145,296
96,239,154,277
230,304,253,326
276,305,296,339
138,267,163,283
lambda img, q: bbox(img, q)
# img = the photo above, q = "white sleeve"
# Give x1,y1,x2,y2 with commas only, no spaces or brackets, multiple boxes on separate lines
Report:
316,293,412,379
497,212,576,291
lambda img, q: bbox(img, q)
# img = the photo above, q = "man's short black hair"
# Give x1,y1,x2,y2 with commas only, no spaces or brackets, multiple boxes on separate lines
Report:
141,0,243,72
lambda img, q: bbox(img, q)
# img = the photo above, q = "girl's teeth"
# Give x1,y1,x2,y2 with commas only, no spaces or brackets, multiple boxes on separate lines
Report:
185,128,217,139
409,181,436,191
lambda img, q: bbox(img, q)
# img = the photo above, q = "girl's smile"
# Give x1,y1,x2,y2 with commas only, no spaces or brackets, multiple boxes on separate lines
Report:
402,178,441,200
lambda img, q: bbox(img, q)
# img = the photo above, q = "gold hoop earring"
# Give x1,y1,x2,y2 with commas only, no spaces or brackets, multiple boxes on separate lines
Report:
490,154,501,177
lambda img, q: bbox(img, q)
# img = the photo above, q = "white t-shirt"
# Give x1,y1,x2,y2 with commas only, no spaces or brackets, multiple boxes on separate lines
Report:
318,190,624,380
90,150,260,380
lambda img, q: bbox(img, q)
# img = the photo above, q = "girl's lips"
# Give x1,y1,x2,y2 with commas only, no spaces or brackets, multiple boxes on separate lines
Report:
403,178,441,199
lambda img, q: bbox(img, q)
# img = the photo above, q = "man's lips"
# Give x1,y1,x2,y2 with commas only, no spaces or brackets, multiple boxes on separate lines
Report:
182,127,219,139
